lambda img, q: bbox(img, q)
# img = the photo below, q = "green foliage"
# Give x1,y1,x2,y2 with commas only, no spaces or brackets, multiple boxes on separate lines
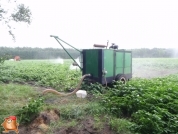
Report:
47,119,78,134
109,118,134,134
0,1,32,40
0,84,41,132
1,59,178,133
0,47,80,59
16,97,44,124
101,75,178,134
0,47,178,59
132,48,178,58
0,54,10,65
60,105,85,120
0,60,81,91
81,82,107,94
59,102,108,120
131,109,178,134
11,4,32,24
133,58,178,70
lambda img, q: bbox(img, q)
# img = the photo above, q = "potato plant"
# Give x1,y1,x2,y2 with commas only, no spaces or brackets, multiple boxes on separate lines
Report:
0,59,178,134
0,60,81,91
101,75,178,133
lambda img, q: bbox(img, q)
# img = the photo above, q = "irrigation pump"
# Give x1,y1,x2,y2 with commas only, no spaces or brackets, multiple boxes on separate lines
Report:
50,35,132,84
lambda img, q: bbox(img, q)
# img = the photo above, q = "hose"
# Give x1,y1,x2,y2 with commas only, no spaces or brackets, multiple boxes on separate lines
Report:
42,74,91,96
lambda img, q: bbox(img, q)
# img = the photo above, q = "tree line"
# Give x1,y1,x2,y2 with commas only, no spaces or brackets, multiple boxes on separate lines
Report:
0,47,81,59
0,47,177,60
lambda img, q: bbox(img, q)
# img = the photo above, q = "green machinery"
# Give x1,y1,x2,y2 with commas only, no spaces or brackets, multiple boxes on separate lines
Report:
50,35,132,84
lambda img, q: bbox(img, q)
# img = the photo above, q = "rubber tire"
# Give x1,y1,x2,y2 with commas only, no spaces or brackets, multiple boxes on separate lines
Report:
115,74,127,84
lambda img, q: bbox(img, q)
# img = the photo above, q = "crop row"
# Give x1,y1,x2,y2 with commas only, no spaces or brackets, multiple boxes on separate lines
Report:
101,74,178,134
133,58,178,69
1,59,178,134
0,60,81,91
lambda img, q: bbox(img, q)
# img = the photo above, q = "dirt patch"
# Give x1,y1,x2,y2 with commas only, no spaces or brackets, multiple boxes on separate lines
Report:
53,117,115,134
18,109,60,134
18,114,115,134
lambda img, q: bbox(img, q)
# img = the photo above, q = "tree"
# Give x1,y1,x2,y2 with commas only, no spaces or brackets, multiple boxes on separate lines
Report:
0,54,10,65
0,0,32,40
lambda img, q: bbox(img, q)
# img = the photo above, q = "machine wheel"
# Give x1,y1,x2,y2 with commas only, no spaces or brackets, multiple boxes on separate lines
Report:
115,74,127,84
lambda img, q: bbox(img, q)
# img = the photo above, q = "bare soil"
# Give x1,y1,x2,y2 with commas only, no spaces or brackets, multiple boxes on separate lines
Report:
53,117,115,134
15,87,115,134
17,110,114,134
18,109,60,134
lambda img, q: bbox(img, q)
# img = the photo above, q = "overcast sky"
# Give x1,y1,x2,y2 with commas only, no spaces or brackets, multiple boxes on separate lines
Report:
0,0,178,49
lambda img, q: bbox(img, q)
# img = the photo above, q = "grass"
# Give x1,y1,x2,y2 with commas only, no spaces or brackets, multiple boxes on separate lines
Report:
0,58,178,133
109,118,134,134
0,83,39,116
46,119,80,134
0,83,113,133
0,83,40,132
43,93,109,120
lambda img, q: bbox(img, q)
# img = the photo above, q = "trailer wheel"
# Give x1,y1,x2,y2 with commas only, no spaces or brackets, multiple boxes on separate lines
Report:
115,75,127,84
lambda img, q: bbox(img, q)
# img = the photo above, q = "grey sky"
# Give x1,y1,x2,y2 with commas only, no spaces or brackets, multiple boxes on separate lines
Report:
0,0,178,49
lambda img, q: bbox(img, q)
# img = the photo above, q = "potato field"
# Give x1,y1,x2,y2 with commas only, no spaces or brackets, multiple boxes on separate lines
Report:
0,58,178,134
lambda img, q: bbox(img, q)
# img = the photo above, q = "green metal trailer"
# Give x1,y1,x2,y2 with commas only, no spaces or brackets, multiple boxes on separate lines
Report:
50,35,132,84
82,49,132,84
